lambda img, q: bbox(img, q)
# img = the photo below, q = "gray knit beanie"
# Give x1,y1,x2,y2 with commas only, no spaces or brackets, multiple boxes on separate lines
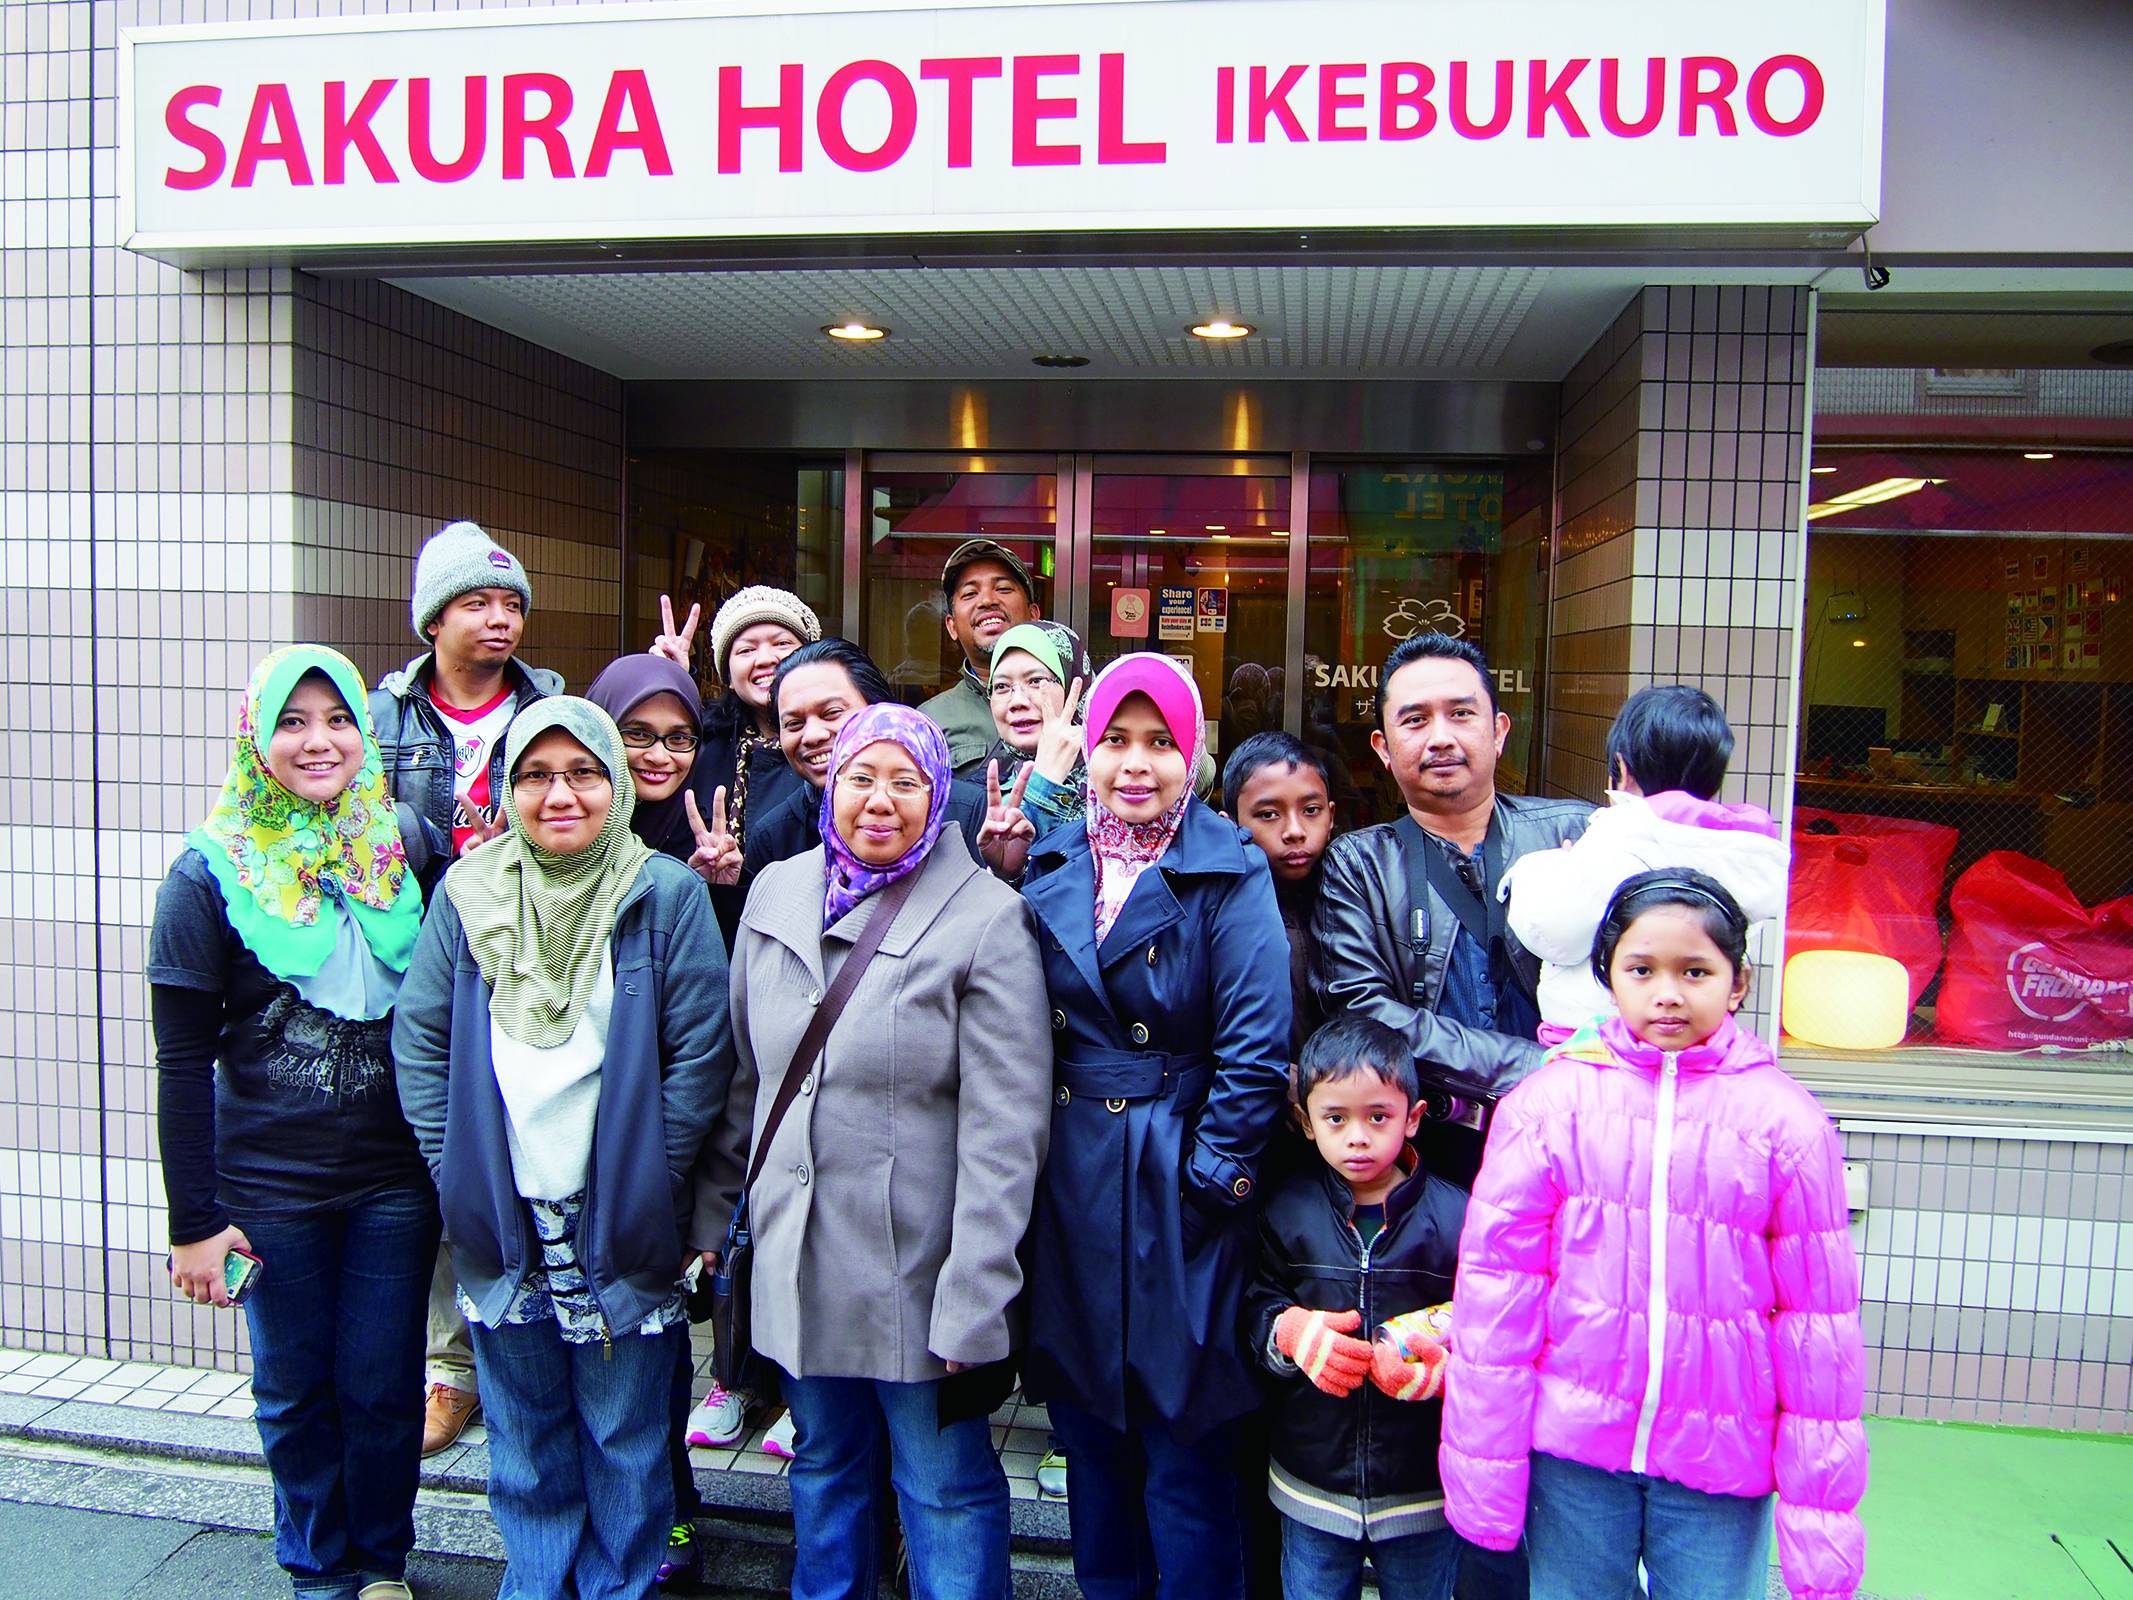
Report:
709,586,822,678
411,520,533,641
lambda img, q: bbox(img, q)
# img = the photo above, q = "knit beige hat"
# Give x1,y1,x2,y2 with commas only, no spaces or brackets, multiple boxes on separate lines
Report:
709,586,822,678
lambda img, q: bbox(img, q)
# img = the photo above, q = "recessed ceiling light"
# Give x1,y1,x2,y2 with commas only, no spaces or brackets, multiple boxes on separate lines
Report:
1810,465,1838,475
1190,320,1253,340
1206,524,1227,531
824,322,887,341
1272,528,1290,537
1210,533,1231,541
1031,353,1090,368
1148,527,1166,536
2023,451,2056,461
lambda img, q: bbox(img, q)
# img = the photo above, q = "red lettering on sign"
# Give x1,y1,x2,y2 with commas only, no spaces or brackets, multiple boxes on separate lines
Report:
1096,52,1164,163
1215,65,1236,144
1600,57,1664,137
586,69,672,177
1248,64,1307,142
919,57,1003,168
1317,62,1366,142
1747,54,1823,136
502,73,575,179
719,63,804,173
1527,57,1590,137
1679,56,1740,137
232,83,313,188
818,59,917,172
1380,62,1434,140
1011,54,1079,166
1449,59,1512,139
408,76,486,183
325,79,397,185
163,85,224,190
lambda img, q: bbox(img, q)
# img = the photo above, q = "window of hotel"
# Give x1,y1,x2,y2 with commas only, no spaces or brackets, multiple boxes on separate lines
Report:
1791,446,2133,1065
1305,460,1550,827
626,450,843,692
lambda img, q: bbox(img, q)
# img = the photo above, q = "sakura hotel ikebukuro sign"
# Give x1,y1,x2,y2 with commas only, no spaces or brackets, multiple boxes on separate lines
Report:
119,0,1885,260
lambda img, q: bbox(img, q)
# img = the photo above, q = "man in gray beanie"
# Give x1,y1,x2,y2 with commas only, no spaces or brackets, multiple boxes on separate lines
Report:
369,518,560,1457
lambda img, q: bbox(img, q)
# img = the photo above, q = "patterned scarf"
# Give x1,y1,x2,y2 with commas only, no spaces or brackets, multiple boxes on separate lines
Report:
445,698,654,1047
818,702,953,929
1084,654,1208,944
189,644,422,982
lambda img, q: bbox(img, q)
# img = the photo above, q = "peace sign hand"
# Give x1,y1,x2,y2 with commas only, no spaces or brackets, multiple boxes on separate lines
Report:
1032,676,1085,785
651,594,701,671
685,786,744,886
457,804,508,857
976,758,1038,882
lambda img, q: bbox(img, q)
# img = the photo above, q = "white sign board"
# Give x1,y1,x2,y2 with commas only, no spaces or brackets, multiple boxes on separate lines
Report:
120,0,1885,256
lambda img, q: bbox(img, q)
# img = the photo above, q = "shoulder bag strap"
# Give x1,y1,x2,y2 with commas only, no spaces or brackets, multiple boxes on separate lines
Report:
738,868,921,1200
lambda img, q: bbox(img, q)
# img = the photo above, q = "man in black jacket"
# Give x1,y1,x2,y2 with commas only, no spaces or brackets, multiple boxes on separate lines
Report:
1309,633,1588,1599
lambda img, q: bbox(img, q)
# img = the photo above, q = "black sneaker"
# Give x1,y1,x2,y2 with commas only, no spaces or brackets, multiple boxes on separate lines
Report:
656,1522,703,1589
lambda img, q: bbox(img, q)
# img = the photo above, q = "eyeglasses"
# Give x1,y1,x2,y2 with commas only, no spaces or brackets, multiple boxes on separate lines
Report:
988,671,1061,701
619,727,701,752
836,771,932,801
510,765,610,793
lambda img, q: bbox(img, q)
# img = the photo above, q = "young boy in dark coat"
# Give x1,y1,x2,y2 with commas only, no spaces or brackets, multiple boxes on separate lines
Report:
1246,1017,1469,1600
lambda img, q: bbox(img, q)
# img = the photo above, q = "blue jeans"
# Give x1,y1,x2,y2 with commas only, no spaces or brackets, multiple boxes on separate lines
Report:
470,1318,682,1600
1526,1451,1773,1600
1047,1400,1246,1600
238,1185,440,1598
1279,1515,1461,1600
779,1370,1010,1600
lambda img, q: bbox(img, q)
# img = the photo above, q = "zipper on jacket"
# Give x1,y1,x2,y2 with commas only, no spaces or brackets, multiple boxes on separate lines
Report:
1629,1052,1678,1474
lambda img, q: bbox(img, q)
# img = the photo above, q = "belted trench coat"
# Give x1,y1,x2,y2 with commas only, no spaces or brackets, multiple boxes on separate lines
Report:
1019,799,1293,1440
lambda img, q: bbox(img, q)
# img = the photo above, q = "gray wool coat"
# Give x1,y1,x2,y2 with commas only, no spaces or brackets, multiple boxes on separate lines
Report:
696,827,1053,1382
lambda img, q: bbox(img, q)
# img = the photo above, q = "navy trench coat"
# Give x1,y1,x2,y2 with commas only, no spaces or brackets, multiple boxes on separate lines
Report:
1019,799,1293,1441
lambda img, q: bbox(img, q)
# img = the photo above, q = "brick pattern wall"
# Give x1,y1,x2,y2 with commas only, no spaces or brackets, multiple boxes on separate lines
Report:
1,0,623,1369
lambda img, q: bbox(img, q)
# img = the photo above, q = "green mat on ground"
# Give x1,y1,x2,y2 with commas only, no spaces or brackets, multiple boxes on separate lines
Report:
1859,1418,2133,1600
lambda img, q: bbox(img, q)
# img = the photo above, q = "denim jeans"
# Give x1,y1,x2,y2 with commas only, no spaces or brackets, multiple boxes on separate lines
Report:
1047,1400,1246,1600
1526,1451,1773,1600
1279,1514,1461,1600
779,1370,1010,1600
238,1184,440,1599
470,1318,683,1600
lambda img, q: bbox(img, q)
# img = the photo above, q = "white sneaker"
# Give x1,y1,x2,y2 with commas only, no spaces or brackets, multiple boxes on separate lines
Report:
686,1381,746,1449
762,1410,798,1460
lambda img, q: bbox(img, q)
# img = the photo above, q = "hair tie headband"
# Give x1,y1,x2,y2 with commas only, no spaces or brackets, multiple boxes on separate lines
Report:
1592,874,1748,984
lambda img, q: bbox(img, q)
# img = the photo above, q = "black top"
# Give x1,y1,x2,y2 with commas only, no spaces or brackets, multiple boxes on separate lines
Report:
147,850,429,1245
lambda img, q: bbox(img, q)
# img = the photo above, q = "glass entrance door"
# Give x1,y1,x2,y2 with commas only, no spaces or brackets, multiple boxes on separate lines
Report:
1084,459,1293,768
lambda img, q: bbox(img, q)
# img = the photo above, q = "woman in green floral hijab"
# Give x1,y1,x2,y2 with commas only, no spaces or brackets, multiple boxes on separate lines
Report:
149,644,439,1600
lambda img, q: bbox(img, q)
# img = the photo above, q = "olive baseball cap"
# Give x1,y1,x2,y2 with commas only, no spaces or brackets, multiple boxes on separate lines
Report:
941,538,1035,600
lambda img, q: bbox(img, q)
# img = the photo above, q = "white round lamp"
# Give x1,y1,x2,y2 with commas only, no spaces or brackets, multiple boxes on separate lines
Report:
1782,950,1911,1050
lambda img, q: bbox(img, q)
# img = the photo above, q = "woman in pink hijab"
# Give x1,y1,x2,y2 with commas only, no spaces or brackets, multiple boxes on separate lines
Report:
1018,653,1294,1600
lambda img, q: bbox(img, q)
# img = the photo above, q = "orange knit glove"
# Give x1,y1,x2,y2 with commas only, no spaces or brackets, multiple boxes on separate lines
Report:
1272,1307,1372,1397
1369,1304,1453,1402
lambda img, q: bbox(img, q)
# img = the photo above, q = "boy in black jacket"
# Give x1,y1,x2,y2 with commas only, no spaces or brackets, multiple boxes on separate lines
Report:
1247,1016,1468,1600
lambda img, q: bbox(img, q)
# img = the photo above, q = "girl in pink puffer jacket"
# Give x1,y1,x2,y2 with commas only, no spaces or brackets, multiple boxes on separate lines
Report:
1441,870,1866,1600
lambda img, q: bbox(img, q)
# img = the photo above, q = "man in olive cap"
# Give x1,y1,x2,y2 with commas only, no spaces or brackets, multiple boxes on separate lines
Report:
919,539,1044,778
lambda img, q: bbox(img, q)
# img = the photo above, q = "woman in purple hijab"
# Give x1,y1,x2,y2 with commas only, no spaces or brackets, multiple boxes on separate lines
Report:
709,698,1053,1600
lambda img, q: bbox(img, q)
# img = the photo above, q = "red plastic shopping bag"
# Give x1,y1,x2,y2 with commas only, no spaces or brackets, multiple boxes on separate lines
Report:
1785,808,1959,1006
1937,852,2133,1049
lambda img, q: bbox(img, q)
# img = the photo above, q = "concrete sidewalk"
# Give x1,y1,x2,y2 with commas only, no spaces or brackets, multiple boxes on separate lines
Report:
3,1344,2131,1596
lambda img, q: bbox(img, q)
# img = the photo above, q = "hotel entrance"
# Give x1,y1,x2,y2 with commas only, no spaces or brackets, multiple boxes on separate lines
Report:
628,446,1548,825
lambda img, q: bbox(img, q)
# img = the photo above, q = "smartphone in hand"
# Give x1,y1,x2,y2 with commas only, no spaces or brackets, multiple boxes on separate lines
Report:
223,1246,265,1306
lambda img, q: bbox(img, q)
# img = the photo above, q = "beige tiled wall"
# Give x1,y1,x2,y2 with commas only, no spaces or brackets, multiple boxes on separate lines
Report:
3,0,623,1367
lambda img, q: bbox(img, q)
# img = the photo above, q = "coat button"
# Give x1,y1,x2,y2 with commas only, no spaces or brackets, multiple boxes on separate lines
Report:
806,989,821,1005
1130,1022,1150,1044
801,1075,815,1096
1056,1086,1071,1106
1051,1009,1066,1030
795,1164,811,1186
1232,1176,1252,1197
1147,945,1157,966
1106,1098,1127,1114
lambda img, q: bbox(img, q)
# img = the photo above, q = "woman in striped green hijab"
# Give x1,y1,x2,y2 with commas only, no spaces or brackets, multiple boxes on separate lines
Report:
393,695,734,1598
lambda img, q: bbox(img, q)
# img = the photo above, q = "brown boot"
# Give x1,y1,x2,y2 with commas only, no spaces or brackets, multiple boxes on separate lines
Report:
421,1382,480,1456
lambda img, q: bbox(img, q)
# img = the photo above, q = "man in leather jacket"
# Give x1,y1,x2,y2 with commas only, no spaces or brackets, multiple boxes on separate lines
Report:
1311,633,1592,1150
1310,632,1590,1600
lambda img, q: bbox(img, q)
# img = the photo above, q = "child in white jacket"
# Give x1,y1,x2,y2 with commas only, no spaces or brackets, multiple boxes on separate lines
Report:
1503,685,1790,1041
